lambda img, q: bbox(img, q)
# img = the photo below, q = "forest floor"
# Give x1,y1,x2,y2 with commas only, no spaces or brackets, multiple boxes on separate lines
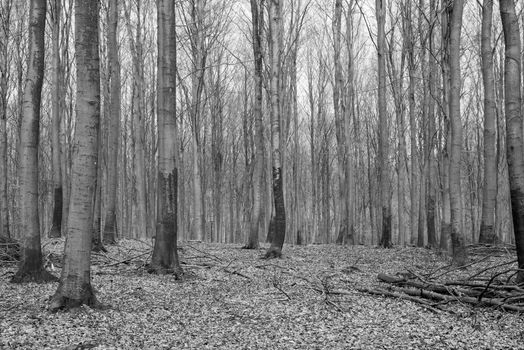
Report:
1,239,523,349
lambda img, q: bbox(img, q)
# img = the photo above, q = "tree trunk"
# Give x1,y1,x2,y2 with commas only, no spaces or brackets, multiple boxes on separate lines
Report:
190,0,206,242
150,0,182,275
265,0,286,258
50,0,100,310
500,0,524,283
479,0,498,244
333,0,349,245
440,0,451,252
49,0,62,238
12,0,56,283
376,0,392,248
103,0,120,244
0,0,11,239
425,0,438,248
448,0,467,266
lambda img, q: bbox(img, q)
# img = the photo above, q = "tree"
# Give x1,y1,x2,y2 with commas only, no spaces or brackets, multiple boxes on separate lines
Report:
124,0,148,240
245,0,265,249
478,0,497,244
12,0,56,283
333,0,349,244
103,0,120,244
149,0,182,275
376,0,392,248
0,0,11,240
439,0,451,251
50,0,101,310
500,0,524,282
189,0,206,242
265,0,286,258
448,0,467,266
49,0,62,238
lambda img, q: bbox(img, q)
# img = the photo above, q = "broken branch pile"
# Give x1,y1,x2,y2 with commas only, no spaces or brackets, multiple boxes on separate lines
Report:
365,269,524,313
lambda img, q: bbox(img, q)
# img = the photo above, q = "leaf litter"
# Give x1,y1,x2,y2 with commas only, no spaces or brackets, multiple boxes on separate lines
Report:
1,239,523,349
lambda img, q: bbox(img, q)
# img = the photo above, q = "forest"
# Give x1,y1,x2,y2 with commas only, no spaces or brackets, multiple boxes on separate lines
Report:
2,0,524,348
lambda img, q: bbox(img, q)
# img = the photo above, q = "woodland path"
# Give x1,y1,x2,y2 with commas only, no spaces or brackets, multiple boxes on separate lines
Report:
1,240,523,349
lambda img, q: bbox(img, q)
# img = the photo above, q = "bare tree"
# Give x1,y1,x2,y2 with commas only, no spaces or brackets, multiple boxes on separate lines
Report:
448,0,467,266
12,0,56,283
245,0,265,249
103,0,120,244
500,0,524,282
376,0,392,248
49,0,62,238
149,0,182,275
190,0,206,242
50,0,101,310
265,0,286,258
479,0,498,244
0,0,11,239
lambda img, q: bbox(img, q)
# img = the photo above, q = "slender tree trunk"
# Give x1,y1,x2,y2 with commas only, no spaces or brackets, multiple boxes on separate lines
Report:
0,0,11,239
12,0,56,283
49,0,62,238
265,0,286,258
500,0,524,282
190,0,205,242
103,0,120,244
425,0,438,248
440,0,451,252
376,0,392,248
245,0,265,249
479,0,498,244
150,0,182,275
448,0,467,266
407,1,417,245
333,0,348,245
50,0,100,310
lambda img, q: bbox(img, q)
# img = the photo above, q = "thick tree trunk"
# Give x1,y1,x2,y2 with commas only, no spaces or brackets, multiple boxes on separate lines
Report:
265,0,286,258
500,0,524,283
448,0,467,266
0,0,11,239
479,0,498,244
12,0,56,283
376,0,392,248
150,0,182,275
49,0,62,238
103,0,120,244
50,0,100,310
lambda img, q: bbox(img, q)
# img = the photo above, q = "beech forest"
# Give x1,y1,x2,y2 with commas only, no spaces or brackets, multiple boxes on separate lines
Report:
2,0,524,348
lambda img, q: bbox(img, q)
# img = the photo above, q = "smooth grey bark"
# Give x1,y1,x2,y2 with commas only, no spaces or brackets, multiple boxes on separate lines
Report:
265,0,286,258
0,0,11,239
150,0,182,275
245,0,265,249
376,0,392,248
50,0,100,310
448,0,467,266
103,0,120,244
440,0,451,252
500,0,524,283
12,0,56,283
49,0,62,238
479,0,498,244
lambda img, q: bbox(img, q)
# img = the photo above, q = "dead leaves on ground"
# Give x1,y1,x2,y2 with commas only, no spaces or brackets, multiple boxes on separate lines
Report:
1,240,524,349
